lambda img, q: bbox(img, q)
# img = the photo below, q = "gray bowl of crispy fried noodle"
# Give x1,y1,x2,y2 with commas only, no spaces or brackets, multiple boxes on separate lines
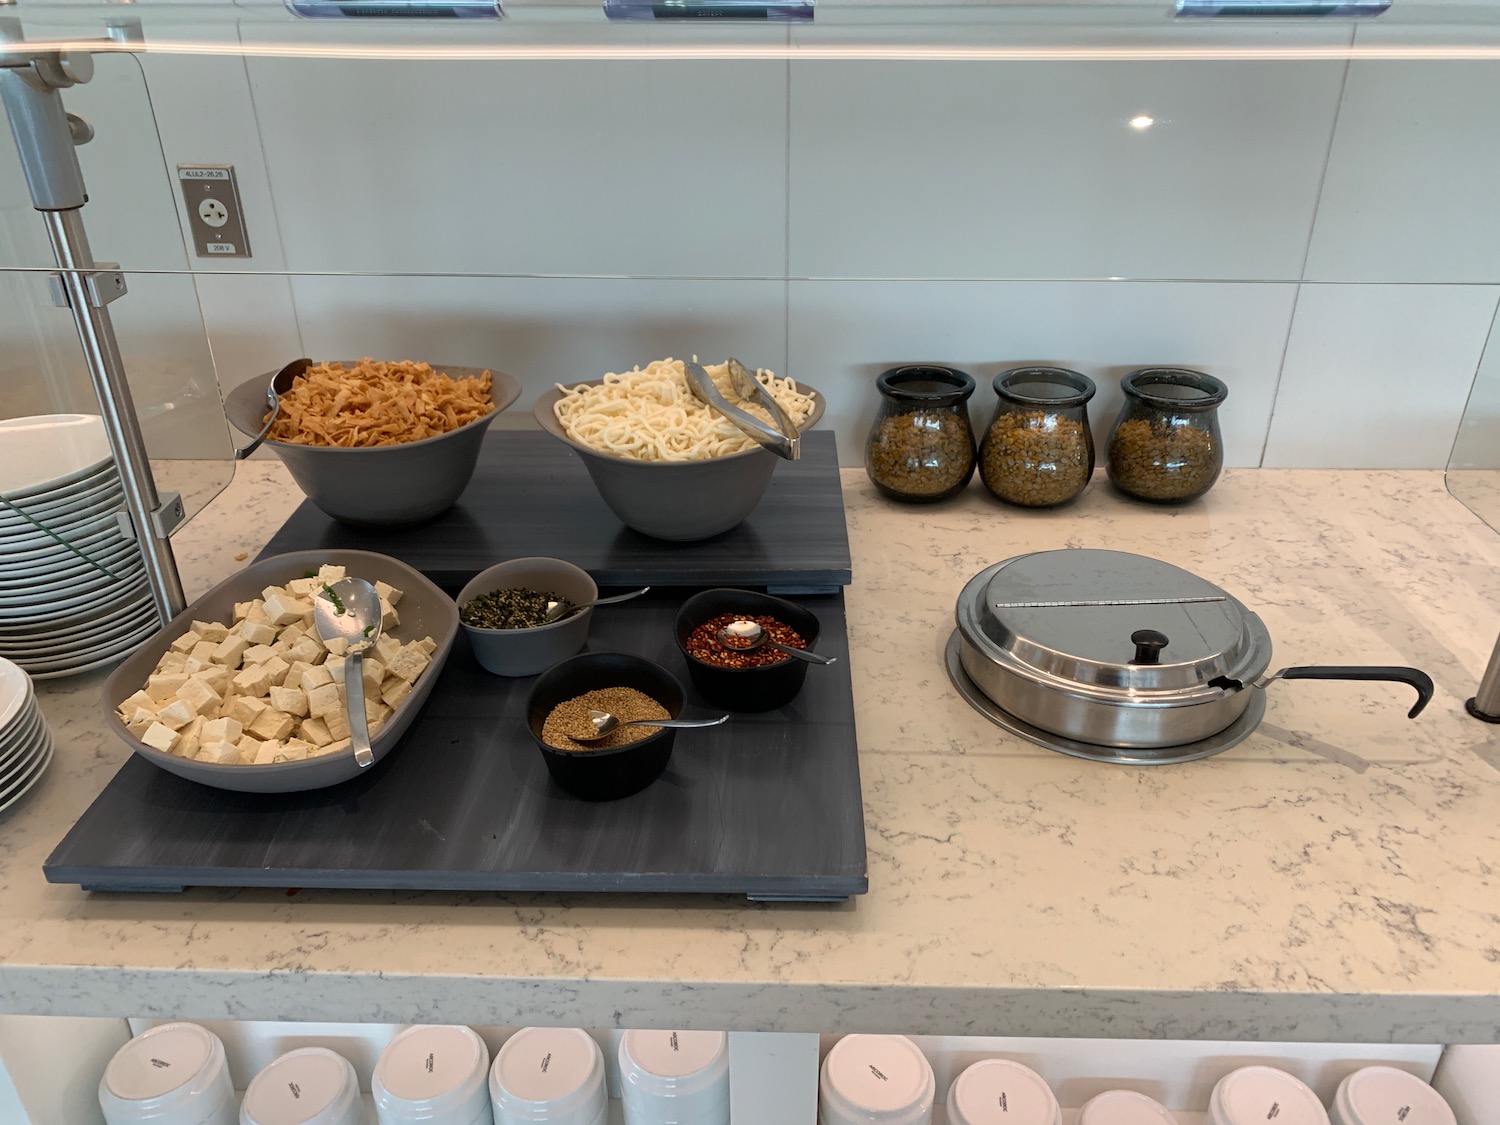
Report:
224,359,523,526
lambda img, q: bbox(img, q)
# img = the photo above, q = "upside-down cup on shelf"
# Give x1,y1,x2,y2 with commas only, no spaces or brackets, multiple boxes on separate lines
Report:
674,589,820,713
457,557,597,678
526,652,686,801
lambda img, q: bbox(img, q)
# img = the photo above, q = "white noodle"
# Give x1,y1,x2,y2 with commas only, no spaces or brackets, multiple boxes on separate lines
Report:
553,358,816,462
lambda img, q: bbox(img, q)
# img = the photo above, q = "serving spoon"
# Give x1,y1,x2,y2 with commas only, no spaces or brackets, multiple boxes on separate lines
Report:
715,619,838,666
232,357,312,460
570,708,729,744
312,576,382,769
541,586,651,625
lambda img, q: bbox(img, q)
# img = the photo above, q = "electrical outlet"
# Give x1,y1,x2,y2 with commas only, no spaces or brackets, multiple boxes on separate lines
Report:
177,165,251,258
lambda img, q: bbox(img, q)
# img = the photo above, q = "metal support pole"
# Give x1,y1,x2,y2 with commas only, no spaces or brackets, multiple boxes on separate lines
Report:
1466,631,1500,722
0,16,186,624
43,210,187,622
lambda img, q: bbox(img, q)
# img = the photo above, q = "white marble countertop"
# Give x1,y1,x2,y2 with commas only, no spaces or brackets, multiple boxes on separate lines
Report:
3,464,1500,1043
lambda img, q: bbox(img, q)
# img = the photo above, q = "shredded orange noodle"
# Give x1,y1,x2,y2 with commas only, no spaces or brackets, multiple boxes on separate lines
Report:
266,359,493,448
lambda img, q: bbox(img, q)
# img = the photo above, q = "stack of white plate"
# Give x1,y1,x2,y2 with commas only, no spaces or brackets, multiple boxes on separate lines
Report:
0,415,155,679
0,656,54,814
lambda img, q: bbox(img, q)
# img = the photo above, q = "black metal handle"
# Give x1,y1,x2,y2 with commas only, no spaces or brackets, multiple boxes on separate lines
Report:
1130,629,1169,665
1277,666,1435,719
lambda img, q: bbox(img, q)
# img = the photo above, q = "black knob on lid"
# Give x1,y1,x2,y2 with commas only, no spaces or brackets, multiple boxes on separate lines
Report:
1130,629,1169,665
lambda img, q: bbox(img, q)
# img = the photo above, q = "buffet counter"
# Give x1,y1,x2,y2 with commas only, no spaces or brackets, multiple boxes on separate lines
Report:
2,464,1499,1044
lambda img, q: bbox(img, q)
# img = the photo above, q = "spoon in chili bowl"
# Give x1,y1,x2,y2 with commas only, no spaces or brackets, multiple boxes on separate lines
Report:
714,619,838,666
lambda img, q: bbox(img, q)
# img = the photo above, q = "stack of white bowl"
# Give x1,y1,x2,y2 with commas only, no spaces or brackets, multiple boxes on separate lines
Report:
0,656,55,814
0,414,155,678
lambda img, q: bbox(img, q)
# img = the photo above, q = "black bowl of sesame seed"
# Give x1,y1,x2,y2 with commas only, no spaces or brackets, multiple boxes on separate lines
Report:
674,589,820,713
526,652,686,801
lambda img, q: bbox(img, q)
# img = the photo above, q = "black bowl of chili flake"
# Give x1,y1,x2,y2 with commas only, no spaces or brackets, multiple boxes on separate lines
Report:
674,589,820,713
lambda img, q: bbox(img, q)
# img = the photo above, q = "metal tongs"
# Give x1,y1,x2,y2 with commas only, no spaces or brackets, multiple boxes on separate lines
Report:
683,358,801,461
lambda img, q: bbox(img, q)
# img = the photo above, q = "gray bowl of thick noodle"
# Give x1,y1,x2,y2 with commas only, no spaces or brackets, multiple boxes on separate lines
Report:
532,378,825,542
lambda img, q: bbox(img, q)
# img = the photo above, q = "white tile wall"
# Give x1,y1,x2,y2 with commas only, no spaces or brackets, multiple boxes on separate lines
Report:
787,279,1297,466
1262,284,1499,469
787,59,1345,282
1305,61,1500,285
244,57,789,278
286,274,788,423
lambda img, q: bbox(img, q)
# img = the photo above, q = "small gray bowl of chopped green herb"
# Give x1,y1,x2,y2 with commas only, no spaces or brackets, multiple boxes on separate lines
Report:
456,557,598,677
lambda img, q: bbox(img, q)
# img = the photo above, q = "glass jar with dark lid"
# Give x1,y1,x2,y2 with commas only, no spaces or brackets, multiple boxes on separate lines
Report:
1106,367,1228,504
864,365,977,503
979,366,1097,508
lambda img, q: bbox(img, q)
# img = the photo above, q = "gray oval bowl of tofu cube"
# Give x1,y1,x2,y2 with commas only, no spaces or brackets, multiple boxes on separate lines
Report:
103,549,459,792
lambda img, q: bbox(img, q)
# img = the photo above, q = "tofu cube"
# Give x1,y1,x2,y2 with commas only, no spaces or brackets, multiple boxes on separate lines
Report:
239,620,277,646
298,717,333,747
261,656,291,685
252,740,285,765
306,682,343,720
191,620,230,643
365,698,391,725
226,695,268,728
358,657,386,693
140,722,179,754
127,706,158,729
322,737,353,757
146,672,191,703
119,689,157,716
289,636,325,666
126,718,153,739
300,665,334,692
381,677,412,711
156,698,198,730
262,591,309,627
196,740,242,765
386,645,430,684
287,576,320,597
414,637,437,656
374,636,403,664
232,664,274,700
245,600,271,626
210,635,250,669
323,637,349,658
176,715,206,758
189,640,217,664
316,564,346,583
242,644,279,666
282,661,313,689
270,742,310,763
232,601,253,622
325,655,347,685
168,632,198,655
248,708,296,742
201,717,243,744
153,651,188,676
175,676,222,716
373,579,403,607
380,599,400,631
191,666,232,697
280,622,308,645
235,735,263,759
269,685,310,718
324,705,350,741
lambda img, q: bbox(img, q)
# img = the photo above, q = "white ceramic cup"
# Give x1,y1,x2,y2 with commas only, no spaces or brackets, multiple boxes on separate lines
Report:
98,1022,237,1125
1076,1089,1178,1124
373,1025,494,1125
946,1058,1061,1125
618,1029,730,1125
818,1034,934,1125
240,1047,364,1125
1209,1067,1330,1125
1330,1067,1457,1125
489,1027,607,1125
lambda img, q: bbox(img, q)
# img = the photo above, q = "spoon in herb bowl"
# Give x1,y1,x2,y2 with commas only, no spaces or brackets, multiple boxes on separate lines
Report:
715,619,838,666
312,577,383,769
541,586,651,625
571,708,729,743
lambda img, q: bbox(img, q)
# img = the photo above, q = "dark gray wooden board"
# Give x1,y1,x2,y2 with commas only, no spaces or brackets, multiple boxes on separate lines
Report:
45,590,867,900
256,431,852,590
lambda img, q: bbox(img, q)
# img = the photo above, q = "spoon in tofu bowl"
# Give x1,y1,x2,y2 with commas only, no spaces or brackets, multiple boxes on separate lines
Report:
313,577,383,769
